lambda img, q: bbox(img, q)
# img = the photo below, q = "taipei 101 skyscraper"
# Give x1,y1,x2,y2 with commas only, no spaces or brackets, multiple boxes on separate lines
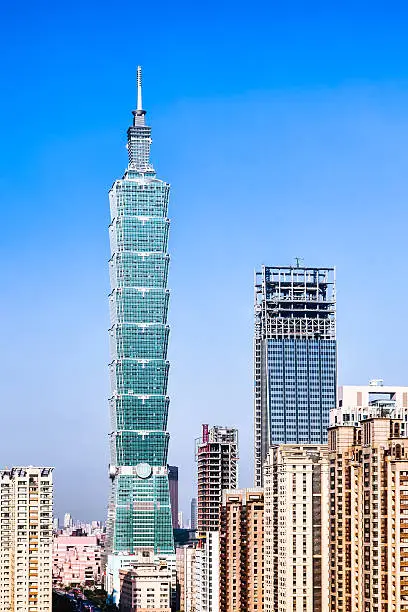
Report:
105,67,174,598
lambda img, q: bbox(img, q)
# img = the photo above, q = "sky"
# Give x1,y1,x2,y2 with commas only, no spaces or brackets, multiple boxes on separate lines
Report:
2,1,408,521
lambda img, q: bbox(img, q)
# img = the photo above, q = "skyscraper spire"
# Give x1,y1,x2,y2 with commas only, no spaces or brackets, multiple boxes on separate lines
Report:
137,65,143,112
128,66,151,170
133,65,146,121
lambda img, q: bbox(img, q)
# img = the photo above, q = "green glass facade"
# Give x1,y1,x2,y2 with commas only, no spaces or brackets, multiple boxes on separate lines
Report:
106,83,174,555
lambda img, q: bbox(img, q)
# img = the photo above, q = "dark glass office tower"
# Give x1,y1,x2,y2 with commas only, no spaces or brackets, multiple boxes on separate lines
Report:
254,265,336,486
168,465,178,529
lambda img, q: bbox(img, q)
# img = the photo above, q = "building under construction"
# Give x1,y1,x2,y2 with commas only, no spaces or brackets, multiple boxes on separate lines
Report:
196,425,238,533
254,265,337,486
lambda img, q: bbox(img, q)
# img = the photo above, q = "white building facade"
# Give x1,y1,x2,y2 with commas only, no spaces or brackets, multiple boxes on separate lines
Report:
331,380,408,427
194,531,220,612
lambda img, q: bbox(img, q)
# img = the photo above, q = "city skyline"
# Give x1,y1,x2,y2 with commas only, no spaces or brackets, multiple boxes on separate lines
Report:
4,3,408,521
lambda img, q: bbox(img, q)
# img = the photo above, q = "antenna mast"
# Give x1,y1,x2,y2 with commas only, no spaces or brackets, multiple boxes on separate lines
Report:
137,66,143,111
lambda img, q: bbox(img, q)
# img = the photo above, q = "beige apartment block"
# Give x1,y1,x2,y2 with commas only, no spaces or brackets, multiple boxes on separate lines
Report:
329,417,408,612
264,445,329,612
331,379,408,427
219,489,263,612
118,549,172,612
0,466,53,612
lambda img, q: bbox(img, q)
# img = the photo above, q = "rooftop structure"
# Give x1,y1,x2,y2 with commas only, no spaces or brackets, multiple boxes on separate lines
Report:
331,379,408,427
254,265,337,485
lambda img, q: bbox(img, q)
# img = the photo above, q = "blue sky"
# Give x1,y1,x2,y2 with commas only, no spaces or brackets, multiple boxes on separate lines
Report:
1,1,408,521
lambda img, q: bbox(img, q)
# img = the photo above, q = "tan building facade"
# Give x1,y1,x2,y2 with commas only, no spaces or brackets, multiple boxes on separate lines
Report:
0,466,53,612
329,417,408,612
118,549,172,612
264,445,329,612
219,489,263,612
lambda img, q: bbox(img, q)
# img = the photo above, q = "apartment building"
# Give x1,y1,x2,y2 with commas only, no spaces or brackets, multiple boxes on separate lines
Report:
264,445,329,612
219,489,264,612
0,466,53,612
329,417,408,612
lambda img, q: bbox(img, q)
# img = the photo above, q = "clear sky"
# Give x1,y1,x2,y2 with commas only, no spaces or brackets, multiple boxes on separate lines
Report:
2,1,408,521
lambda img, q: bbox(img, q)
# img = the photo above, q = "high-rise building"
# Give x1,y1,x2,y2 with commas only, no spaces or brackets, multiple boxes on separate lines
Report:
178,511,184,530
330,378,408,427
168,465,179,529
105,67,174,599
328,417,408,612
254,265,336,486
196,424,238,533
190,497,197,530
0,467,53,611
219,489,264,612
264,445,329,612
63,512,72,530
194,531,220,612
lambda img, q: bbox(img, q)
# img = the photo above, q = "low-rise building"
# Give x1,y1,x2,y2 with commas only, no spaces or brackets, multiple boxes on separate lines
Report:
118,549,172,612
53,534,102,586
